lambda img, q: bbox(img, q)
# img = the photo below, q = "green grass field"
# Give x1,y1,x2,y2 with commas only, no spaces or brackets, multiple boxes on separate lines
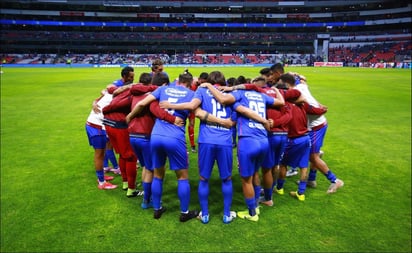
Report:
1,66,411,253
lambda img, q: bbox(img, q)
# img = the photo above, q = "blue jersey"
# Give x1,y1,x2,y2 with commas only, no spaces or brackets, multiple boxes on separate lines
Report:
194,86,233,146
231,90,275,138
113,79,125,87
151,84,194,140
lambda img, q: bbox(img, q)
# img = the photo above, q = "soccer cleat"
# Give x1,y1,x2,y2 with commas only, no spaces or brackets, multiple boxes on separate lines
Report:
274,187,284,195
127,189,144,198
197,211,209,224
223,211,237,224
154,206,167,219
237,210,259,222
327,179,344,194
104,175,114,181
103,167,113,173
191,146,197,153
290,191,305,201
180,210,199,222
141,201,153,209
112,168,121,175
286,168,298,177
98,181,118,190
296,180,317,188
258,196,274,207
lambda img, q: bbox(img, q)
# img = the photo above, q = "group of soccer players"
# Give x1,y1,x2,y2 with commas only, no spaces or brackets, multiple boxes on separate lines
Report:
86,61,344,223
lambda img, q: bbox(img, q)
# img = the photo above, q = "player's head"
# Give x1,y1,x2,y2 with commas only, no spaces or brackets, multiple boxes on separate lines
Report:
179,71,193,88
259,68,272,78
237,75,247,85
269,63,285,84
207,71,226,86
198,72,209,83
226,77,238,87
252,76,266,87
278,73,296,89
139,72,152,85
151,72,170,86
121,66,135,84
151,59,164,73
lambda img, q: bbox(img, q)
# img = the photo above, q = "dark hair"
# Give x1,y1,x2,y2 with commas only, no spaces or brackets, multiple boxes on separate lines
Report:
237,75,247,84
270,63,284,74
207,71,226,86
121,66,134,78
278,73,295,86
179,72,193,88
139,72,152,85
226,77,237,87
151,72,170,86
259,68,271,77
199,72,209,80
151,59,164,71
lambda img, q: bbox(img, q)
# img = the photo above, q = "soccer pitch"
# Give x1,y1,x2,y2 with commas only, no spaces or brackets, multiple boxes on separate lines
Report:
1,66,411,252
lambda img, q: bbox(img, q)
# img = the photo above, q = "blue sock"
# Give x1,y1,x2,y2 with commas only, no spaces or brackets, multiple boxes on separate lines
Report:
142,182,152,203
178,179,190,213
103,154,109,168
308,169,317,181
245,197,256,216
264,188,273,201
221,178,233,217
198,179,209,216
276,179,285,189
325,170,337,183
254,185,261,207
96,170,105,183
298,181,307,195
106,149,118,168
151,178,163,210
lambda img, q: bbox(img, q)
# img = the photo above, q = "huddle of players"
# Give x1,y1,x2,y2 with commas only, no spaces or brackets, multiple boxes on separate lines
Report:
87,61,344,223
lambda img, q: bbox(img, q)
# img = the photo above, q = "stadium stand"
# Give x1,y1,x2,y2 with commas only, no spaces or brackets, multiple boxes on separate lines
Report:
1,0,411,67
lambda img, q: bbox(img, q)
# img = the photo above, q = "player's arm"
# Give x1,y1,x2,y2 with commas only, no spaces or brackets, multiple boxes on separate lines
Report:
272,87,285,107
126,94,156,123
304,103,328,115
159,98,201,111
200,83,235,105
235,105,272,131
149,100,177,124
113,84,132,96
92,94,104,113
194,108,235,129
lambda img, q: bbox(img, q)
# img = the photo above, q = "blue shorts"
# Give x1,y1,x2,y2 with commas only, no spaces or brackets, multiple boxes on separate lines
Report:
198,143,233,179
309,124,327,154
262,133,288,169
130,135,153,171
86,124,106,149
237,136,269,178
280,135,311,169
150,135,188,170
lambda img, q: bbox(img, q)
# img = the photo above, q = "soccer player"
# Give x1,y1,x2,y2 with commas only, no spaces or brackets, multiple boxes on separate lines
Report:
292,74,344,193
103,85,141,198
201,80,284,222
127,72,184,209
160,70,239,224
112,66,135,87
85,87,117,190
219,76,302,207
126,72,199,222
101,66,135,175
275,73,326,201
